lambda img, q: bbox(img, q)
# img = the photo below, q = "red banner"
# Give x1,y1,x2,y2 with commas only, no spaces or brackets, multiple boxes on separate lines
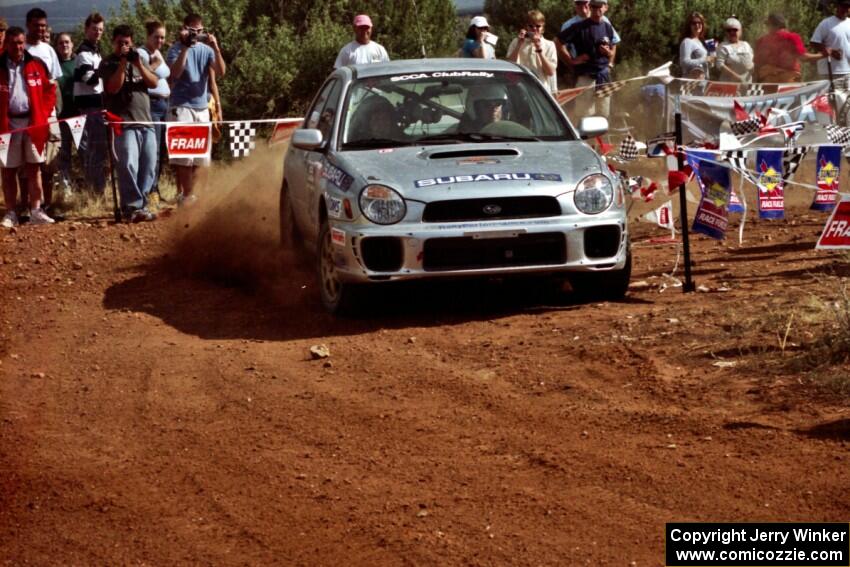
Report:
166,124,212,159
816,195,850,249
269,120,300,146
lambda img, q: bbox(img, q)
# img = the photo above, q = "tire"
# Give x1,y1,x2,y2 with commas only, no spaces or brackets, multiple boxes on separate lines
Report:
569,252,632,302
317,220,363,315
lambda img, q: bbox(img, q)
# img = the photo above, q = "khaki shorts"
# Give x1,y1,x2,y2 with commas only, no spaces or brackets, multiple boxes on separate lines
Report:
2,116,45,169
168,105,212,167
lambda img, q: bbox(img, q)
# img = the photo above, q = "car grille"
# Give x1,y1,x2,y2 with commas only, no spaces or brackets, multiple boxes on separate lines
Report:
422,196,561,222
423,233,566,272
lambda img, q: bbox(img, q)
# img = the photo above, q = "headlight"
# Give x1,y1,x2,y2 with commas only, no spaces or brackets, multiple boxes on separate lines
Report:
359,185,407,225
574,174,614,214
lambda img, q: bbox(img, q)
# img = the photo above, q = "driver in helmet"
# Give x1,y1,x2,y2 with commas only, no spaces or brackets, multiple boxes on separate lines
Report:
460,83,508,131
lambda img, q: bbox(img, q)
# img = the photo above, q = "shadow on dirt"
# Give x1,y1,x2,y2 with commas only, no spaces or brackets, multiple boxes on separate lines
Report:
799,418,850,441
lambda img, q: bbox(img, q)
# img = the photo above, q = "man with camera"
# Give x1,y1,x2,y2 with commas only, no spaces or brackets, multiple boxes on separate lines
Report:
166,13,226,203
98,24,159,222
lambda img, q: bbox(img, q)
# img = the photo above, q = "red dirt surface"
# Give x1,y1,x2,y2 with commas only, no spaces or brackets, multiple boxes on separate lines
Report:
1,157,849,565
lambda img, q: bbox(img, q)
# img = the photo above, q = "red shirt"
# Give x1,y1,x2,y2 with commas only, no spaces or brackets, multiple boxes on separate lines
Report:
755,29,806,72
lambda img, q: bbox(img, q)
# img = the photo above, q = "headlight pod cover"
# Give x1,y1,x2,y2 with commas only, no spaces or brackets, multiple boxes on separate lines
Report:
359,184,407,225
574,173,614,214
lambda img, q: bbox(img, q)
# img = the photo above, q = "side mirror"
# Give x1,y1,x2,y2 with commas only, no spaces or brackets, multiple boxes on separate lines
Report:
292,129,324,150
578,116,609,139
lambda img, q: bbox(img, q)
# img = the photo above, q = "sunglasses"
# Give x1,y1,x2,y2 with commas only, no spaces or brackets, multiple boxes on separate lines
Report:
725,28,739,32
527,24,544,29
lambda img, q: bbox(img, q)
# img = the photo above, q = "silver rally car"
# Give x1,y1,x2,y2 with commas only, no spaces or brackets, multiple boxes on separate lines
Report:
281,59,630,313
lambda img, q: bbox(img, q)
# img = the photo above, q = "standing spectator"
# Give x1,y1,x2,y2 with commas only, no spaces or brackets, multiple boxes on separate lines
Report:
0,18,7,53
811,0,850,84
334,15,390,68
138,20,169,205
73,13,107,195
715,17,753,83
506,10,558,92
55,32,75,196
678,12,713,79
166,13,226,203
0,27,57,227
558,0,620,88
461,16,496,59
99,24,158,222
754,14,825,83
555,0,616,117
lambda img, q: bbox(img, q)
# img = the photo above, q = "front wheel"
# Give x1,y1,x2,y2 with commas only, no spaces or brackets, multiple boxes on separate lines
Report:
569,252,631,302
317,221,363,315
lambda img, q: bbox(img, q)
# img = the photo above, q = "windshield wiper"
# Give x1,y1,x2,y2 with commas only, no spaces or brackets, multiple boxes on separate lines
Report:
417,132,542,144
342,138,411,149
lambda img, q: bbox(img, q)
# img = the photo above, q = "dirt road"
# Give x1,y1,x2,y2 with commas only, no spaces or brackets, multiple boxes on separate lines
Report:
1,158,849,565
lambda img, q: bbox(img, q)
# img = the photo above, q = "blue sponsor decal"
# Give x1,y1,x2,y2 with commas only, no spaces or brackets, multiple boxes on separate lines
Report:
414,172,562,188
322,161,354,192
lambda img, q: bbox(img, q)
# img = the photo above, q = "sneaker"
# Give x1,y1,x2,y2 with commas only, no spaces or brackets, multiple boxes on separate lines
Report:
29,208,55,225
1,211,18,228
148,191,160,211
176,193,197,207
131,208,157,223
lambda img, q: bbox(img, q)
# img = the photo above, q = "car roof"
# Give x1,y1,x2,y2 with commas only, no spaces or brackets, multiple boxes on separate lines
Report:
349,58,526,79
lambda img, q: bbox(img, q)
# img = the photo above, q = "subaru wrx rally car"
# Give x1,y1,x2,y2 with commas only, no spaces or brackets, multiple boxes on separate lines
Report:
280,59,630,314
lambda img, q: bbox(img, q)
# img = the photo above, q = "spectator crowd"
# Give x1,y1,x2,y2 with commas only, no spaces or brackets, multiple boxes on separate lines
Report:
2,1,850,228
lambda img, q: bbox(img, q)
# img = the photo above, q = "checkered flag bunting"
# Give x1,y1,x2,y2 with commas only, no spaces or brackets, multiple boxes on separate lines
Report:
678,80,702,96
594,80,627,99
738,84,768,97
723,150,758,186
616,135,640,161
826,124,850,146
782,146,809,182
730,117,760,137
229,121,257,158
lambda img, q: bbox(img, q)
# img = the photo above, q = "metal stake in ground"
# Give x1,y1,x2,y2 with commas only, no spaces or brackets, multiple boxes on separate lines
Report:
106,121,121,223
674,112,696,293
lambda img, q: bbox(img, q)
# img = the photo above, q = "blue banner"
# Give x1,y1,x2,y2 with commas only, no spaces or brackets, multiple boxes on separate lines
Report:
755,150,785,220
692,160,732,240
687,150,743,212
813,145,841,212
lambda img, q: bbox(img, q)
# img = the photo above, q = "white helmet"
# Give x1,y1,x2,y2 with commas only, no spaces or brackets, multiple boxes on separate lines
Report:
467,83,508,121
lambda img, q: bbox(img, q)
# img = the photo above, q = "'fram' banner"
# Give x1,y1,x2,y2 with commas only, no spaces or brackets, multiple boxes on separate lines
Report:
813,145,841,211
755,149,785,219
816,194,850,249
166,124,212,159
692,159,732,240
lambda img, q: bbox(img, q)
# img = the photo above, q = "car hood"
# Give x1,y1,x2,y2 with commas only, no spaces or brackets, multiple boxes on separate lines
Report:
332,141,609,202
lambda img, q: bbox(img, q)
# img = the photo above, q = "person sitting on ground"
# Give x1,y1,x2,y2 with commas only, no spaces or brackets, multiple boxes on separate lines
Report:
506,10,558,93
462,16,497,59
754,13,825,83
0,27,57,227
678,11,714,79
334,14,389,68
99,24,159,223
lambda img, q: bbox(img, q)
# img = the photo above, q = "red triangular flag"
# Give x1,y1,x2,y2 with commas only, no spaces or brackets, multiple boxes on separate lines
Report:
595,136,613,155
733,100,749,122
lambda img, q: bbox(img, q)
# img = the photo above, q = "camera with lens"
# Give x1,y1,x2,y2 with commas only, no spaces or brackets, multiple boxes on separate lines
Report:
185,29,210,45
125,48,140,63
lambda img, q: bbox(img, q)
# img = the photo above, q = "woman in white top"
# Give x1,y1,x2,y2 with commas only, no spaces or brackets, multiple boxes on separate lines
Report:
506,10,558,93
139,20,170,200
678,11,714,79
716,17,754,82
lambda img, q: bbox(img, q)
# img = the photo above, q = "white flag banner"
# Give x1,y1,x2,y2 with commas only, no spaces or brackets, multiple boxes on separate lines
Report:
643,200,675,230
0,133,10,167
68,115,87,149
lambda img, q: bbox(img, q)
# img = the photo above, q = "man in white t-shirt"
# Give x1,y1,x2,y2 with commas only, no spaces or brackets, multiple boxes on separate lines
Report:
24,8,61,81
811,0,850,81
334,14,390,68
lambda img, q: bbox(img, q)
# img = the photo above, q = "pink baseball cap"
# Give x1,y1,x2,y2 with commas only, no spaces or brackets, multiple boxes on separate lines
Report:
353,14,372,27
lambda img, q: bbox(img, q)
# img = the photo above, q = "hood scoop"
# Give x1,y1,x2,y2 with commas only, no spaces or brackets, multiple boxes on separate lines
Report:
426,148,520,160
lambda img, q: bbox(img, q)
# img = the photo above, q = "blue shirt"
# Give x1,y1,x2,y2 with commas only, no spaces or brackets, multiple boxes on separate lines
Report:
560,15,620,44
166,42,214,109
556,18,615,77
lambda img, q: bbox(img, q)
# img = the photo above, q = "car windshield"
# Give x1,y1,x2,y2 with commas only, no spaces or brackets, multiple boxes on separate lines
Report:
340,71,575,150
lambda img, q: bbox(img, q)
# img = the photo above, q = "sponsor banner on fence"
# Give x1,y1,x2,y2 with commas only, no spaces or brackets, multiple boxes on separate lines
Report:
68,115,87,149
816,194,850,249
166,124,212,159
685,150,716,194
813,145,841,211
728,184,745,213
670,80,829,141
692,159,732,240
755,149,785,219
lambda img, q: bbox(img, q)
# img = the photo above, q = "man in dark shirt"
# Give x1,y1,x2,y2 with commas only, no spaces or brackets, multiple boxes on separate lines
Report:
98,24,158,222
555,0,615,118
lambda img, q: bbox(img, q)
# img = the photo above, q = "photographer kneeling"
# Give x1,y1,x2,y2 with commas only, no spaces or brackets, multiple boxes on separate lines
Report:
99,24,158,222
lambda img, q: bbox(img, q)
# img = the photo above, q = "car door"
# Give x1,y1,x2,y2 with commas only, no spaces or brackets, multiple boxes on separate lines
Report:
286,79,338,237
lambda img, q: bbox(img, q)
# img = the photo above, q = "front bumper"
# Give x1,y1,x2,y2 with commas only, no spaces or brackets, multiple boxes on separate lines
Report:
329,214,629,283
